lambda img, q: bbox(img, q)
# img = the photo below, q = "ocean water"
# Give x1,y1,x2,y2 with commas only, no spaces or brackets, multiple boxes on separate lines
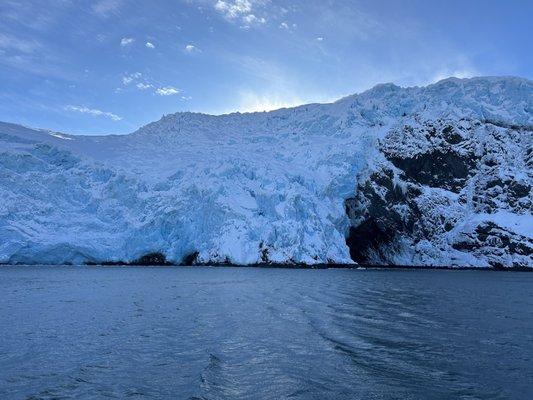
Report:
1,266,532,400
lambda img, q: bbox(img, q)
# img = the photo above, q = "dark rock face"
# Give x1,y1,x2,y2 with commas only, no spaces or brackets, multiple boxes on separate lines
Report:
132,252,170,265
453,222,533,269
345,117,532,268
386,150,474,193
379,119,478,192
345,167,421,264
181,251,199,265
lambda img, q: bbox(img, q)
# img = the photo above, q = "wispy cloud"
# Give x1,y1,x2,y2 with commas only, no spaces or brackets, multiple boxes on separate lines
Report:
242,14,266,27
212,0,267,28
121,72,182,96
184,44,201,53
279,21,296,32
155,86,180,96
145,41,155,49
0,32,72,80
122,72,142,85
0,33,40,53
92,0,122,17
214,0,252,18
120,37,134,47
65,105,122,121
0,0,63,32
136,82,153,90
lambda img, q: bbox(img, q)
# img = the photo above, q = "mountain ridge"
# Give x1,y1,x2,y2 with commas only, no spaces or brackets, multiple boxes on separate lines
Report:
1,76,531,267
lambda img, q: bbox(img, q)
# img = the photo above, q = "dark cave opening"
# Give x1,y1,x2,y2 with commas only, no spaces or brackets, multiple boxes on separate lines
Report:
345,218,396,265
181,251,199,265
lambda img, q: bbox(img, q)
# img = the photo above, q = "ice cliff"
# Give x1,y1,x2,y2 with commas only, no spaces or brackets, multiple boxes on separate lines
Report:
1,77,532,267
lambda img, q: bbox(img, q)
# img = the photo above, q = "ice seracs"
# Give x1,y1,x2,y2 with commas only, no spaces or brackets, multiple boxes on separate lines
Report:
0,76,531,267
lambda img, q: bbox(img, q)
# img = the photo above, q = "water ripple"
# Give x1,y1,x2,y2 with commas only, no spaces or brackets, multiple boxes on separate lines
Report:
0,267,532,399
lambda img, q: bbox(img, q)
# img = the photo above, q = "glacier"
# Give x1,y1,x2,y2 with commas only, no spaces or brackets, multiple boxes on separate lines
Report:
0,76,532,267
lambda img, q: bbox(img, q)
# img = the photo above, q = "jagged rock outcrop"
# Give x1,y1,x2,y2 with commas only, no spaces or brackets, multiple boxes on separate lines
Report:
345,116,532,268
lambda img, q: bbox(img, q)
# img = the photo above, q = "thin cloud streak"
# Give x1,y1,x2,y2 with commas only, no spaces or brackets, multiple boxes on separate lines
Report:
65,105,122,121
155,87,180,96
92,0,122,17
120,37,134,46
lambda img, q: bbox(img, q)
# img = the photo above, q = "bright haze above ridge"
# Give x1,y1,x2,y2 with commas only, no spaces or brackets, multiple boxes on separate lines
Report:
0,0,531,135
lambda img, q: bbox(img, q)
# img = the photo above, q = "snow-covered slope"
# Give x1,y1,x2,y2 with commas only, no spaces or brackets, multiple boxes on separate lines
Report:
1,77,532,267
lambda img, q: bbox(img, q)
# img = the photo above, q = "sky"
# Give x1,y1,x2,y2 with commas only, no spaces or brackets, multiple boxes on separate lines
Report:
0,0,531,135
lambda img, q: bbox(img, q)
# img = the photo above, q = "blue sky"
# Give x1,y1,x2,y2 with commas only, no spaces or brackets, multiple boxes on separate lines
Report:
0,0,531,134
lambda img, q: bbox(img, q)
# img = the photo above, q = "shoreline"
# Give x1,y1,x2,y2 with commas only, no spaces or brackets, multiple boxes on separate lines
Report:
1,262,531,271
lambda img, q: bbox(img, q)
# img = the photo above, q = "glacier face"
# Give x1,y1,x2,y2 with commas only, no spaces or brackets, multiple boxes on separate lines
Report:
0,77,532,267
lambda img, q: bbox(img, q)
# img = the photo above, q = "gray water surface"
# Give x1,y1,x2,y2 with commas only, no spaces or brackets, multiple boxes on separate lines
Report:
1,267,532,400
